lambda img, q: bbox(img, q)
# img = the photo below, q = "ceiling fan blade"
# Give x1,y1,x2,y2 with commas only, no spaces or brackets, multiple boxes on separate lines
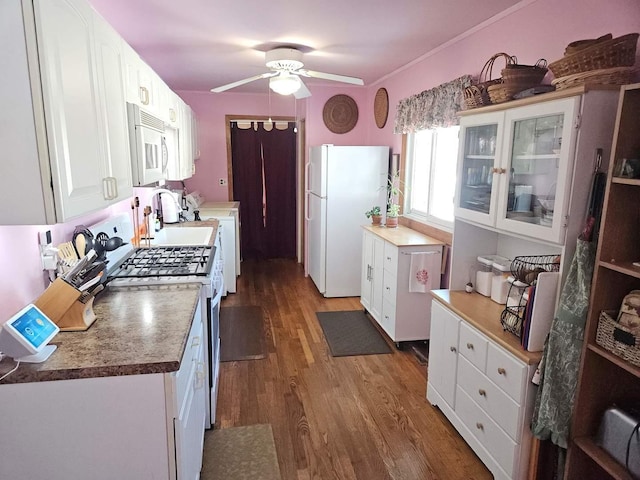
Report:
294,78,311,99
210,72,277,93
298,69,364,86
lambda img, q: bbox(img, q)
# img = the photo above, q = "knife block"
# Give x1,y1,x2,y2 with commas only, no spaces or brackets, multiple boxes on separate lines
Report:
34,278,81,325
34,278,97,331
57,298,97,332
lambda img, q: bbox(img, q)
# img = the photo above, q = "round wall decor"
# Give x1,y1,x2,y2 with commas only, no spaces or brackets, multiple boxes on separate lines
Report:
374,88,389,128
323,94,358,134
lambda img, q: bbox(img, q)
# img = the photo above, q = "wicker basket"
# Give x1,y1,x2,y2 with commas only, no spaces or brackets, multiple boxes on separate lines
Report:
502,59,548,85
596,310,640,367
464,53,516,109
549,33,639,78
551,66,636,90
564,33,613,56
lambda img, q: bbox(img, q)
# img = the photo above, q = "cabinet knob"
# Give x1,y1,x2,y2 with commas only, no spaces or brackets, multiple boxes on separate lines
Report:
386,286,390,291
478,389,486,397
476,422,484,431
491,167,498,174
498,168,507,174
466,343,474,350
386,256,391,260
450,346,457,352
498,367,506,375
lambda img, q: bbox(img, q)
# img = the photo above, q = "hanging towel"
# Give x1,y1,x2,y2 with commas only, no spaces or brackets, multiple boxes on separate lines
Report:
409,251,440,293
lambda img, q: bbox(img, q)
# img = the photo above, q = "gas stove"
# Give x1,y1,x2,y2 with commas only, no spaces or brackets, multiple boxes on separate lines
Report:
109,246,214,279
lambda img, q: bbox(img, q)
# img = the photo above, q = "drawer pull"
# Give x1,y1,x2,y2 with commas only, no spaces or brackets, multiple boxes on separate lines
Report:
386,256,391,260
498,367,506,375
476,422,484,430
449,346,457,352
386,286,390,291
478,389,486,397
466,343,474,350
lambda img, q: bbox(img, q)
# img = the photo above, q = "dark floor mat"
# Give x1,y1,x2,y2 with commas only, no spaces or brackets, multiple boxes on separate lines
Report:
220,306,267,362
316,310,392,357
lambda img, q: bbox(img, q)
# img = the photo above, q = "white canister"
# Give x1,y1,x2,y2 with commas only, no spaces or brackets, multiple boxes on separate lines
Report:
475,255,495,297
491,257,512,304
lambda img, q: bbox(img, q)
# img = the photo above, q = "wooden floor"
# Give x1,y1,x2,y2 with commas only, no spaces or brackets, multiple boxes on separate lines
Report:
216,259,492,480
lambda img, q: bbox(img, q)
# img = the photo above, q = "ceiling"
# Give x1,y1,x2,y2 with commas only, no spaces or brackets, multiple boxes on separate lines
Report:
88,0,523,94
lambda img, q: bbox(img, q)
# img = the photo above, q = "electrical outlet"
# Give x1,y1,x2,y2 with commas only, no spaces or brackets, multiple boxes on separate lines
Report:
219,178,227,186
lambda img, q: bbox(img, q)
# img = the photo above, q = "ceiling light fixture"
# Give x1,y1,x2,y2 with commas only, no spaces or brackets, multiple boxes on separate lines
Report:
269,73,301,96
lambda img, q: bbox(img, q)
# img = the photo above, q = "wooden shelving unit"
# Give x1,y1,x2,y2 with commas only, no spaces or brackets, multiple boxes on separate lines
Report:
565,83,640,479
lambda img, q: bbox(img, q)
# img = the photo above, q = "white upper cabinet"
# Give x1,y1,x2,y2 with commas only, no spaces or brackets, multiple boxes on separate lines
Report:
123,43,162,116
93,11,134,205
455,97,579,244
1,0,132,224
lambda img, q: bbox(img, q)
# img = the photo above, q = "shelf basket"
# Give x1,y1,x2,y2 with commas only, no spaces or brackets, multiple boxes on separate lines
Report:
500,255,561,338
596,310,640,367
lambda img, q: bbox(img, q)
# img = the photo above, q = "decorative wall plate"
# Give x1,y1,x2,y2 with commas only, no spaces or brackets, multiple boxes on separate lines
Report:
374,88,389,128
323,94,358,134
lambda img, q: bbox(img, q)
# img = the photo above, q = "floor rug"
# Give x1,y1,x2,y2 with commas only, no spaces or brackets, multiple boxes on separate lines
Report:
201,424,282,480
220,305,267,362
316,310,392,357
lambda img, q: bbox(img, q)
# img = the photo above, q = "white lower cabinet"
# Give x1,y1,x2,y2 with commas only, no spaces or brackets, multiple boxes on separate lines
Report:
198,207,239,294
0,301,206,480
360,226,443,344
427,298,537,480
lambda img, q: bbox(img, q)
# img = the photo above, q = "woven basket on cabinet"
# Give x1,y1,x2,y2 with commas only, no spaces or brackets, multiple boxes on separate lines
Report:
463,53,516,109
548,33,639,78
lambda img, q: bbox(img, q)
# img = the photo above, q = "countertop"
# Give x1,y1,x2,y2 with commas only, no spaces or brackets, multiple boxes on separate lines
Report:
431,289,542,365
200,201,239,210
362,224,444,247
0,281,202,385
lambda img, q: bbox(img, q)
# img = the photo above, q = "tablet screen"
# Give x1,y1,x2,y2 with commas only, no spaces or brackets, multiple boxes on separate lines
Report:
11,306,58,349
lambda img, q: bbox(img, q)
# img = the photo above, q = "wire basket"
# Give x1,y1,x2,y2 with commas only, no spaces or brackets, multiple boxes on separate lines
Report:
500,255,561,337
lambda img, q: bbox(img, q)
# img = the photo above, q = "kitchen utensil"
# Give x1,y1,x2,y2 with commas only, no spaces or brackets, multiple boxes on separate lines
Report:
72,226,94,258
144,206,152,248
63,249,97,285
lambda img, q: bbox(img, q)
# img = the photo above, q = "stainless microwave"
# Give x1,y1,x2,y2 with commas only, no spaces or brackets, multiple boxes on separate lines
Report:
127,103,167,186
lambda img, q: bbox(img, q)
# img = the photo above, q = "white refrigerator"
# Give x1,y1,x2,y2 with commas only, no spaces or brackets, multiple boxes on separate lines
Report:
306,145,389,297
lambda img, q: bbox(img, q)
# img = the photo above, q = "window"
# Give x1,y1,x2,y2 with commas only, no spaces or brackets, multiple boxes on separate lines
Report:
404,126,459,230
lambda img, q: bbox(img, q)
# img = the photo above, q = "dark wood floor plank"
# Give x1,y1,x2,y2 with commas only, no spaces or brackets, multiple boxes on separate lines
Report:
216,259,491,480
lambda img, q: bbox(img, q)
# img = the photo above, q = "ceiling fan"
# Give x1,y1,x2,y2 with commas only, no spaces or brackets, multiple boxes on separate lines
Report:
210,47,364,98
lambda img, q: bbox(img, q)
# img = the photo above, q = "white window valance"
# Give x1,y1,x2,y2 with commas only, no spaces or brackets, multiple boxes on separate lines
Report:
394,75,473,134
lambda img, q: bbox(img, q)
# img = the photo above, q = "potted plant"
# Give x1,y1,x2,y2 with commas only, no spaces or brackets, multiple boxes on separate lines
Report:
365,206,383,226
385,170,403,228
386,203,400,228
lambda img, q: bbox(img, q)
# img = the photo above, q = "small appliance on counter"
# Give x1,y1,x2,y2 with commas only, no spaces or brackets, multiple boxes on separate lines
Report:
157,189,183,223
597,406,640,477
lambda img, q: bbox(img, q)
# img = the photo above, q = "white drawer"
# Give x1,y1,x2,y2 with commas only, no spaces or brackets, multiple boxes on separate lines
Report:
456,386,517,476
459,322,488,371
382,273,397,305
486,342,527,403
457,356,521,441
381,299,396,338
383,242,398,277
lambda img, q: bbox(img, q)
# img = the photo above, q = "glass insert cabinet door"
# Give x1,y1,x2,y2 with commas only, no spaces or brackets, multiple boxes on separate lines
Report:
457,121,500,218
497,97,580,243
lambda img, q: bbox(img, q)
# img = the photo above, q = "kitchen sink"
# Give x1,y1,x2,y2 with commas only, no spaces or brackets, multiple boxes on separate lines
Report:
150,226,213,246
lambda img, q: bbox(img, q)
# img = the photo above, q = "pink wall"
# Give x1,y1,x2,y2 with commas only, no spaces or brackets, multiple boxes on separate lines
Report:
0,0,638,323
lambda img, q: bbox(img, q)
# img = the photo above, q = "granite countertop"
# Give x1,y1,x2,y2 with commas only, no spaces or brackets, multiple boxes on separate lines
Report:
0,283,202,384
